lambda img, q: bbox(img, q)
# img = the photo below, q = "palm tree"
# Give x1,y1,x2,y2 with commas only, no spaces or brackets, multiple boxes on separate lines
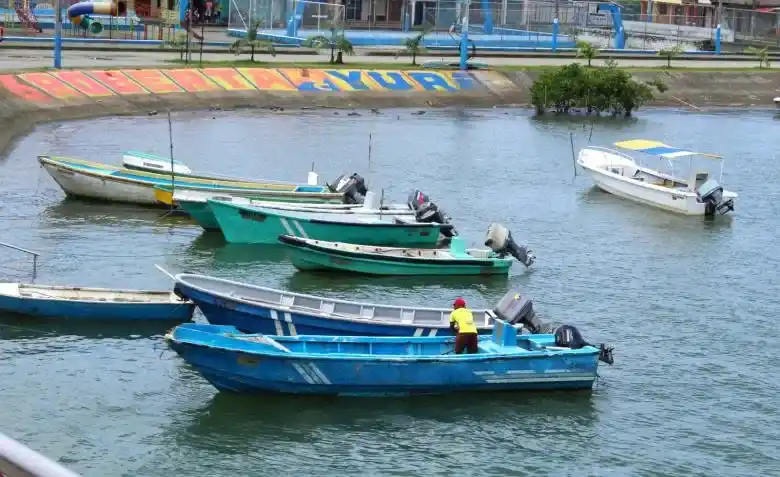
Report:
230,20,276,62
303,26,354,64
160,31,189,61
746,46,771,69
398,28,430,66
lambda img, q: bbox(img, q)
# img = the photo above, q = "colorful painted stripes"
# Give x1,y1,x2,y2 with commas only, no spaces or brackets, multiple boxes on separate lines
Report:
0,68,476,104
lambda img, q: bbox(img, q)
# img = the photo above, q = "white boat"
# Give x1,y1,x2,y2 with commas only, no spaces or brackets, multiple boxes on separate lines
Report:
577,139,737,216
38,154,330,206
774,97,780,109
0,282,196,321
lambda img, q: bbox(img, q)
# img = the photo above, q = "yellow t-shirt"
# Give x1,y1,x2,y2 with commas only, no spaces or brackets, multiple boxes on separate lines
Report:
449,308,477,334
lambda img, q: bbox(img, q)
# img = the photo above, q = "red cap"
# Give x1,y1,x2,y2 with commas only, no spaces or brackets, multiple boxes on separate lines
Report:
453,297,466,309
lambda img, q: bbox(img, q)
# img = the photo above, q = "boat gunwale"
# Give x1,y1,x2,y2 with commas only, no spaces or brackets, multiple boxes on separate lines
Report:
3,283,193,305
38,156,314,192
278,235,511,267
175,272,494,326
169,331,600,362
211,200,453,230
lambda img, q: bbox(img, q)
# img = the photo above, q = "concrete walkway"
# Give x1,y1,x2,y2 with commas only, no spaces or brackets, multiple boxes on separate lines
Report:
0,48,776,71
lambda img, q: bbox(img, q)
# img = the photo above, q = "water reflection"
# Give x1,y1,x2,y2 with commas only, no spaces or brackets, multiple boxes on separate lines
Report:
0,314,177,340
167,386,600,454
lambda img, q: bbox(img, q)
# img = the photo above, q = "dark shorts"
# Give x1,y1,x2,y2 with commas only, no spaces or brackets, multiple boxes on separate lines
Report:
455,332,479,354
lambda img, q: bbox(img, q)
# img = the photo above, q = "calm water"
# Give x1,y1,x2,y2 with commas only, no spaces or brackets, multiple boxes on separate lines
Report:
1,108,779,477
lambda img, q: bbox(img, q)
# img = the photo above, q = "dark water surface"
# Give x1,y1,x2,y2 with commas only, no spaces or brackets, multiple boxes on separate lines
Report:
0,108,778,476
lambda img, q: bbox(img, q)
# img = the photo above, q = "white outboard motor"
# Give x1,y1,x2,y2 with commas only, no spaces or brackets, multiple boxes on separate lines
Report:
407,189,457,238
329,173,368,204
697,179,734,216
485,223,535,267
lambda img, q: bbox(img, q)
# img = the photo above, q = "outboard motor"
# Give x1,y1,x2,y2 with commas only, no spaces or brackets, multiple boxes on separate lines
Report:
492,290,547,333
492,288,614,365
329,173,368,204
554,325,614,365
485,223,535,267
407,189,457,238
697,179,734,216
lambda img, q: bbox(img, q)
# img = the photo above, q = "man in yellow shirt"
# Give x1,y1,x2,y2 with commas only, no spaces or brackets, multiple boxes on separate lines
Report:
449,297,478,354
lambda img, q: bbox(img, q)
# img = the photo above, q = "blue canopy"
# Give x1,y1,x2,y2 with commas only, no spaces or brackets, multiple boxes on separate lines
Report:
614,140,721,159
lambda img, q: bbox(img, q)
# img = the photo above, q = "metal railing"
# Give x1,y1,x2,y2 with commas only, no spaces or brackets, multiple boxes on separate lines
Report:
0,241,39,280
0,432,81,477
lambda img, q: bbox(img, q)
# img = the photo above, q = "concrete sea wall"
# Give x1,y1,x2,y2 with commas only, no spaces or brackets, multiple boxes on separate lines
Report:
0,66,778,155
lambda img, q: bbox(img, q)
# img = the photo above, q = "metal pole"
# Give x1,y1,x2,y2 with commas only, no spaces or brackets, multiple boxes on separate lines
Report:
54,0,62,68
459,0,469,70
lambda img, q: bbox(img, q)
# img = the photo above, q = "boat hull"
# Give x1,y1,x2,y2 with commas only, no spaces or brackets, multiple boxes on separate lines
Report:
174,279,493,337
284,239,513,276
167,325,599,396
0,293,195,321
177,196,351,232
580,164,736,215
178,199,221,231
209,200,447,247
40,156,326,206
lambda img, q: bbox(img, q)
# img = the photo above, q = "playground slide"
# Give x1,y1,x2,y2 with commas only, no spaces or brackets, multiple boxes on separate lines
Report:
67,1,127,34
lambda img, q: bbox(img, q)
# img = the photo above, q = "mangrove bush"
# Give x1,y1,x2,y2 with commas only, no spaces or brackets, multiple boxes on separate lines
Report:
530,63,663,117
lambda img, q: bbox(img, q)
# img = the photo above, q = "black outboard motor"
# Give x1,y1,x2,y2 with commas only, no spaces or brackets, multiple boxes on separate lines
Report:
492,288,614,365
554,325,614,365
485,223,535,267
407,189,457,238
329,173,368,204
697,179,734,216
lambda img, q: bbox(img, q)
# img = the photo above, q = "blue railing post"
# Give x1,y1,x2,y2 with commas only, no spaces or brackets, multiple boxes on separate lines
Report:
552,18,559,53
715,24,721,55
54,0,62,68
481,0,493,34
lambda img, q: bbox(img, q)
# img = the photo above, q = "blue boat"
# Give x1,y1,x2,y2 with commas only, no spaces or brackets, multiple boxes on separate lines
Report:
0,282,196,321
165,319,613,396
172,272,499,337
170,273,600,346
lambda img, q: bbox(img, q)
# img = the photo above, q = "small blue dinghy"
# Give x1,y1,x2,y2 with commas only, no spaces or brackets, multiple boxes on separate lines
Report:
0,282,196,321
165,319,614,396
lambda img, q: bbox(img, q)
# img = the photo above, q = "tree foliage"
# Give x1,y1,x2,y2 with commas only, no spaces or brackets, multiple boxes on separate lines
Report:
397,28,430,66
576,40,599,67
303,26,355,65
745,46,771,69
230,21,276,62
658,44,684,68
530,63,664,117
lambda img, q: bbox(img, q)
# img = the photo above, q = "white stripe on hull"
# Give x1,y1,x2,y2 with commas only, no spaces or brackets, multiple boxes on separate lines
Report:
270,309,284,336
292,220,309,238
279,218,296,236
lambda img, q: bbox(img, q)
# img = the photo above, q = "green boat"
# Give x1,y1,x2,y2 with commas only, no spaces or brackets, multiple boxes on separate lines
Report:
160,187,349,231
209,200,455,246
277,225,535,275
